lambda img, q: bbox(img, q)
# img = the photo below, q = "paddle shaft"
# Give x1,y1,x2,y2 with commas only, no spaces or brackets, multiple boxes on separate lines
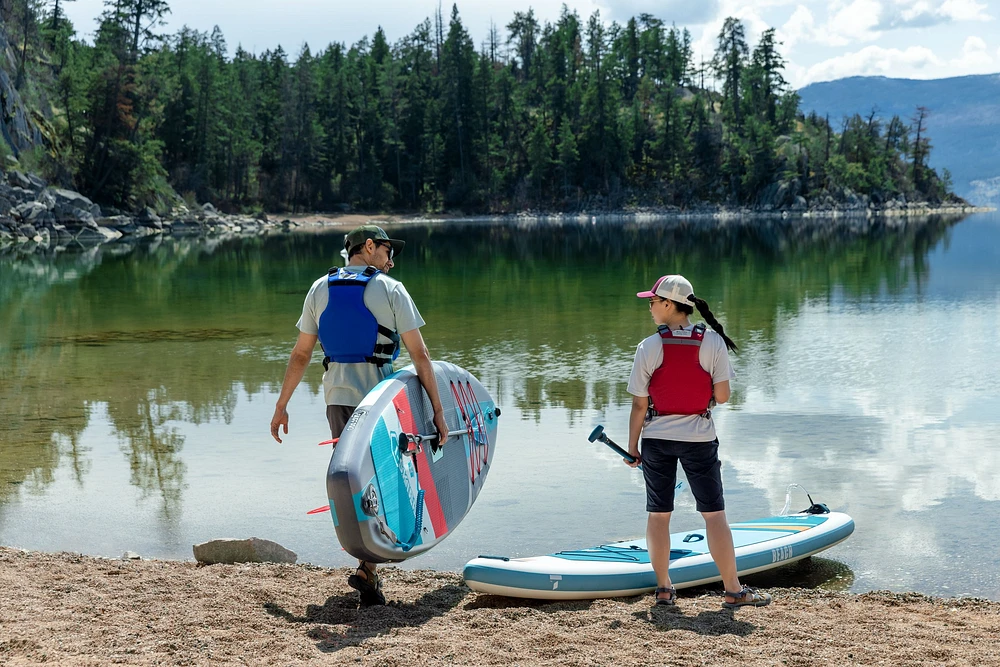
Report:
599,433,638,464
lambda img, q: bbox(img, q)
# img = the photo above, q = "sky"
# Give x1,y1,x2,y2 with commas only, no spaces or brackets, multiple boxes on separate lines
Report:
62,0,1000,88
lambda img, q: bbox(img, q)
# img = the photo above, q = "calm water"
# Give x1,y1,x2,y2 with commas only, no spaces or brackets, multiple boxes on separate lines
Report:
1,213,999,600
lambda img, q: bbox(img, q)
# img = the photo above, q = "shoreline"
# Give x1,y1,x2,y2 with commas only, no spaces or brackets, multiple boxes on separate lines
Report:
1,166,993,257
1,546,997,665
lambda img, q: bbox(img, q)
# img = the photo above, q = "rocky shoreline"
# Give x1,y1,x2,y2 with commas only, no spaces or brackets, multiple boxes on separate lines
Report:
0,167,991,256
0,169,289,253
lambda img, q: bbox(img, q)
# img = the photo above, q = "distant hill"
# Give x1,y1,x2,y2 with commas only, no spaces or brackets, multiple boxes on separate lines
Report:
798,74,1000,206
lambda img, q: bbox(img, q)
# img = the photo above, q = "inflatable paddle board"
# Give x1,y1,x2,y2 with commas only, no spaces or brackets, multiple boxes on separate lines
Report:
328,361,500,563
463,509,854,599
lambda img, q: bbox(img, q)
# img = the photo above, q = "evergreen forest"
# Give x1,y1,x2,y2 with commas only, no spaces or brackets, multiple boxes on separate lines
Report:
2,0,958,213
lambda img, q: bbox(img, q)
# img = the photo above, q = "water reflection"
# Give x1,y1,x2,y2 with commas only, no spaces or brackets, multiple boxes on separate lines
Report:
1,212,998,599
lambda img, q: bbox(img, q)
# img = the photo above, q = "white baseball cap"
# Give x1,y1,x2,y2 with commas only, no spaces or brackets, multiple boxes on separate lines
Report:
636,275,695,302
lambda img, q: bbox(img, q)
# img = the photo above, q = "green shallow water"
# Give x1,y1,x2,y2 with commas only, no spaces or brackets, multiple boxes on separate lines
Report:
1,213,998,599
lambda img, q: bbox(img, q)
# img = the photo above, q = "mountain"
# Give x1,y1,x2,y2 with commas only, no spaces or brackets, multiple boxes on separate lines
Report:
798,73,1000,206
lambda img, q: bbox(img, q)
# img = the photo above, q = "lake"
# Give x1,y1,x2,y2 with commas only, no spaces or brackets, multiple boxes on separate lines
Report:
1,212,998,600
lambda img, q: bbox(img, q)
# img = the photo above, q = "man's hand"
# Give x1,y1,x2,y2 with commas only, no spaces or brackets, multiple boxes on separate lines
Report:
433,410,450,445
270,405,289,443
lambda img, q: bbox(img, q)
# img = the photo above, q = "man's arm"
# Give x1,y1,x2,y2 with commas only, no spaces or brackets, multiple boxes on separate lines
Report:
270,331,319,443
399,328,450,443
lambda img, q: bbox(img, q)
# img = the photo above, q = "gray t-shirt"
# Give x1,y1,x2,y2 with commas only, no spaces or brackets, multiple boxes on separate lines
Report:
297,264,425,406
626,324,736,442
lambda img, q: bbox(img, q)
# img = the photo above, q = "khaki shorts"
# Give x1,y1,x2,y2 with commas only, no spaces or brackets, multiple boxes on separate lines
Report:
326,405,356,439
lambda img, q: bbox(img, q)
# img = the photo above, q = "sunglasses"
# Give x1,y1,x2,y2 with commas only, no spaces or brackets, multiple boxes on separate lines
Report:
375,241,394,260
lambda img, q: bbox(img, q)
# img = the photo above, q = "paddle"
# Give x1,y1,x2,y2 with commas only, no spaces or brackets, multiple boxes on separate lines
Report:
588,425,639,465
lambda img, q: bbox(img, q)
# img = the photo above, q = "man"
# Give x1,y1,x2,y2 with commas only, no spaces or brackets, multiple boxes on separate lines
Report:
270,224,449,607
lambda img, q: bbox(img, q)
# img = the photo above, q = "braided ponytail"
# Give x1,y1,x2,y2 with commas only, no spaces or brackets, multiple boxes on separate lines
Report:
688,295,738,352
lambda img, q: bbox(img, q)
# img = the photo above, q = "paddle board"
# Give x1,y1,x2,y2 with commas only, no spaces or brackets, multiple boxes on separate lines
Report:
328,360,500,563
463,510,854,599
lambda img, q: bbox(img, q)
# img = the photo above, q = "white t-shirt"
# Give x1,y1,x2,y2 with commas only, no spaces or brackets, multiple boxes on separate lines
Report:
626,323,736,442
297,264,425,406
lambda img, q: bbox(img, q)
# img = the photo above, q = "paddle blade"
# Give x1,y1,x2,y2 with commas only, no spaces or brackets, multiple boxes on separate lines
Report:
318,438,339,446
307,505,330,515
588,425,605,443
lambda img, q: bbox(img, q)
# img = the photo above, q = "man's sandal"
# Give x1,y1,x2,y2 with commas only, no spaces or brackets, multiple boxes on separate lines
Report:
347,562,386,607
722,585,771,609
653,586,677,606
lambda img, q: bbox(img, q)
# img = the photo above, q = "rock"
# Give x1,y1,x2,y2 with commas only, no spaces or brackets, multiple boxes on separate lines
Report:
255,211,268,222
202,202,218,213
8,170,32,190
17,223,36,237
122,551,142,560
7,186,35,205
99,215,138,234
50,223,73,244
13,201,46,222
54,205,96,226
791,195,807,211
171,219,203,235
74,226,122,244
48,187,101,216
26,173,47,192
192,538,297,565
4,155,18,168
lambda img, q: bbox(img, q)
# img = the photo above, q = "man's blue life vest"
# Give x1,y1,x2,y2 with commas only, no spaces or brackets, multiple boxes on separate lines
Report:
318,266,400,369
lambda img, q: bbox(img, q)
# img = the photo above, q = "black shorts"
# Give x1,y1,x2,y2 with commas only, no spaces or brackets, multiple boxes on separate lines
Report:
327,405,355,439
641,438,725,513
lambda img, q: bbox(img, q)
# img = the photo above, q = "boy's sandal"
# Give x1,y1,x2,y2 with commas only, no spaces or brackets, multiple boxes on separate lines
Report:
722,585,771,609
653,586,677,606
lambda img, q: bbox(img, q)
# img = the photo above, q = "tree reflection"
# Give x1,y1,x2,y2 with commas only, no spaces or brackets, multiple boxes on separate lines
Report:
0,213,971,511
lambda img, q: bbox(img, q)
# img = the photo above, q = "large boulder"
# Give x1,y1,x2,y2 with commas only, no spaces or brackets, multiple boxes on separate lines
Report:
192,537,297,565
48,187,102,217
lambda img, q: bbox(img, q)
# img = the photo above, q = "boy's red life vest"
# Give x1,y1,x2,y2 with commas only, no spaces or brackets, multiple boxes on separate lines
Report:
648,323,714,416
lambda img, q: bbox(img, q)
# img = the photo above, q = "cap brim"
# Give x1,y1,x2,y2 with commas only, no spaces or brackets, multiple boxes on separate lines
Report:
636,290,656,298
388,239,405,256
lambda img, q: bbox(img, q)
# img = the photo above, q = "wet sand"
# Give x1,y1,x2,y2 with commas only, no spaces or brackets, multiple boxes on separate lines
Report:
1,547,998,666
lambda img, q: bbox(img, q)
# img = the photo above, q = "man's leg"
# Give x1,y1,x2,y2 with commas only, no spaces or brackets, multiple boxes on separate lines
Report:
328,405,386,607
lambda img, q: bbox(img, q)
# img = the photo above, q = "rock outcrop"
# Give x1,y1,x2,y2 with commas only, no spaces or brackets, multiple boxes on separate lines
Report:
192,538,298,565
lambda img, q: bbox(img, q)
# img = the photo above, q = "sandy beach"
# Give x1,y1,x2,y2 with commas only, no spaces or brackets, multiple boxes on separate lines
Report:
1,547,998,666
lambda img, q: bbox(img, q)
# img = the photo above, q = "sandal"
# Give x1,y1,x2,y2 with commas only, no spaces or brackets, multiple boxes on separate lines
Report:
722,585,771,609
653,586,677,606
347,562,386,607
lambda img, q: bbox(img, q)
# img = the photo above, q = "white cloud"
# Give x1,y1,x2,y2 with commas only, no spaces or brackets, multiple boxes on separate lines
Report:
777,5,817,49
949,35,996,70
937,0,993,21
826,0,884,45
878,0,993,28
800,44,943,84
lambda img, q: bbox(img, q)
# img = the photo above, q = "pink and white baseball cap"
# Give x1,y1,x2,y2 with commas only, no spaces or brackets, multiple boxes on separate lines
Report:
636,275,695,302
